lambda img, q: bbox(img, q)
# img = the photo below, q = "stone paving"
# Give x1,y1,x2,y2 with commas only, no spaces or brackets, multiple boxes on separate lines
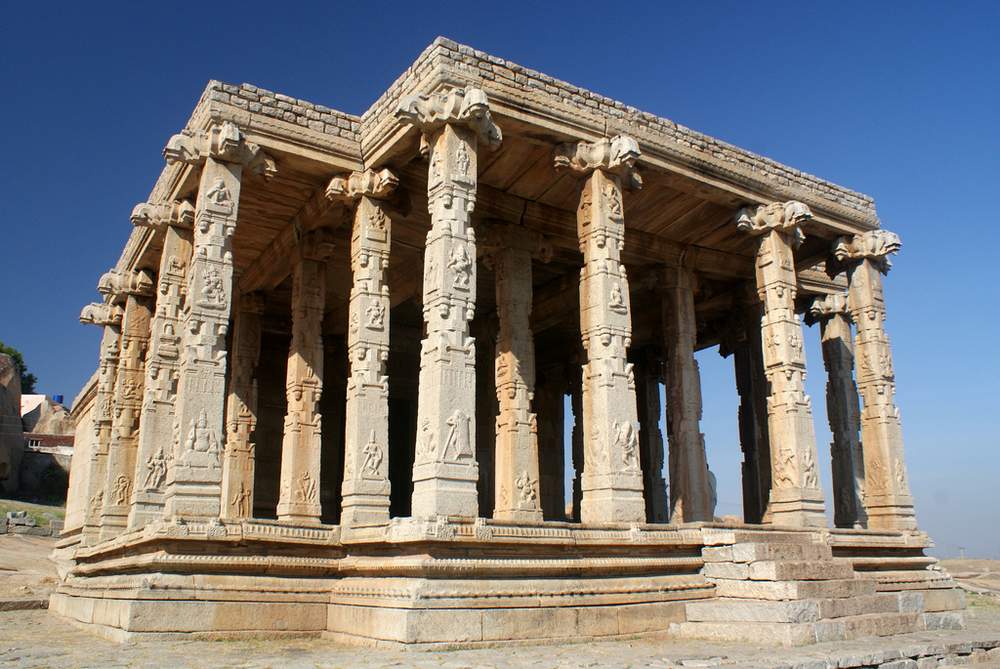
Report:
2,604,1000,669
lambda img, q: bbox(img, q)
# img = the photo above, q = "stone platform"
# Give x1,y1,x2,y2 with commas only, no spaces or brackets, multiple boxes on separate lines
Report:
49,520,964,648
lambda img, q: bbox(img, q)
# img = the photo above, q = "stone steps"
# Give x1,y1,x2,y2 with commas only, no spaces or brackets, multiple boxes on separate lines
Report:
671,611,926,647
687,592,903,624
713,576,875,601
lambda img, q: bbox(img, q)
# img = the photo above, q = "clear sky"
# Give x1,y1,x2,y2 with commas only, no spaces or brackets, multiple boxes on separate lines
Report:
2,2,997,556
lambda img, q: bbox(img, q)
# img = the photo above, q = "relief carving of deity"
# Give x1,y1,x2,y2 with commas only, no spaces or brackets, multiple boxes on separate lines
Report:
199,268,226,308
365,299,386,329
454,142,470,178
614,420,640,472
609,282,627,314
775,445,796,488
143,447,167,490
296,471,318,504
206,177,232,210
603,182,622,219
444,410,473,461
232,482,251,517
416,418,436,460
112,475,132,506
514,470,538,509
448,243,473,288
362,431,384,479
185,409,220,454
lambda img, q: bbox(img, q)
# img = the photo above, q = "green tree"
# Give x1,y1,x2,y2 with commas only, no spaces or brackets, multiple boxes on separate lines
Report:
0,340,37,394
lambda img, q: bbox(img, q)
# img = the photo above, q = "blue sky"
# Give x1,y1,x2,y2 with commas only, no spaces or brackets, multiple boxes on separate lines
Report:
1,2,997,556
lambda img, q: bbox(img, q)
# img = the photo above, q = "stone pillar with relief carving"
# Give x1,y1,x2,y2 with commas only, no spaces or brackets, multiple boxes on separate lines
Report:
220,291,264,520
633,350,668,523
483,226,549,523
807,293,866,529
327,168,398,529
395,87,502,520
78,301,123,545
276,229,334,524
161,121,275,523
555,135,645,524
662,266,714,523
99,271,154,540
736,201,825,527
128,201,194,529
833,230,916,530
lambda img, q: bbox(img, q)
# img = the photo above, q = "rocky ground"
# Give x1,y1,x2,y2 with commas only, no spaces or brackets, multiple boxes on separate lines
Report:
2,537,999,668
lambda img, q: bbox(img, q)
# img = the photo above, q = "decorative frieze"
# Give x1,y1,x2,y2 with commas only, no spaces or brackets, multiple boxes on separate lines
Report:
129,201,194,529
220,291,264,520
78,302,122,545
276,229,334,524
99,272,154,540
808,293,866,529
662,267,713,522
161,124,270,523
327,169,398,529
396,87,501,519
736,201,825,527
832,229,915,530
556,135,645,524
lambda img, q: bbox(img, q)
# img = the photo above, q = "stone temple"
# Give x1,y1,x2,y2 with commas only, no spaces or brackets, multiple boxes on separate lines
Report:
52,38,964,647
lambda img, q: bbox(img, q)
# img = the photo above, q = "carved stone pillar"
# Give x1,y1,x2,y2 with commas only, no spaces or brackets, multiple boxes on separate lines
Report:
220,291,264,520
808,293,866,529
485,228,546,523
78,302,122,545
395,87,502,520
634,350,668,523
162,121,275,523
327,168,398,529
555,135,645,524
535,366,566,521
99,271,154,540
128,201,194,529
662,266,714,523
833,230,916,530
568,363,584,522
736,201,825,527
276,229,334,524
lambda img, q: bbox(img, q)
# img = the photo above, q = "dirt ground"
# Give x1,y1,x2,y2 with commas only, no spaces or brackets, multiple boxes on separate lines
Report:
0,534,59,601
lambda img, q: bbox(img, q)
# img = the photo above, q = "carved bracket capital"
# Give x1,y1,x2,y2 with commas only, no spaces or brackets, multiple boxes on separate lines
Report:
97,268,155,303
736,200,812,247
807,292,850,324
325,168,399,203
131,199,196,230
395,87,502,149
478,222,553,264
79,302,123,327
832,229,901,274
164,121,277,179
554,135,642,189
297,227,336,262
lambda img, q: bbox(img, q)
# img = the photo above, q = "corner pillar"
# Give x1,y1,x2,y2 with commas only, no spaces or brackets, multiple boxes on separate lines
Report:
555,135,645,524
736,201,825,527
327,168,398,529
834,230,916,530
395,87,502,520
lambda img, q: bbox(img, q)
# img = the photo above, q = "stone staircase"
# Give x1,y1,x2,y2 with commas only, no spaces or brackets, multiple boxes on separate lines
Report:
669,530,957,646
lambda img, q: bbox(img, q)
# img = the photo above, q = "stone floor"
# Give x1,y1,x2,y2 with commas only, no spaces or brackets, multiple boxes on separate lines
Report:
0,603,997,669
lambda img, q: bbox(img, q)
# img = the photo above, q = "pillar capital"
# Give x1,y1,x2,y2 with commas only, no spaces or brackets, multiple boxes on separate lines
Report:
736,200,812,248
325,168,399,202
396,87,502,149
554,135,642,189
807,292,850,325
479,222,553,262
297,228,336,262
131,199,195,230
832,229,901,274
97,268,155,303
164,121,277,179
80,302,123,327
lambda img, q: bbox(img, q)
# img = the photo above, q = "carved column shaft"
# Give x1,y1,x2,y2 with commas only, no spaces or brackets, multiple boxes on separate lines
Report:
738,202,825,527
163,157,242,522
634,352,668,523
810,294,866,528
535,369,566,521
492,244,542,522
559,136,645,524
100,278,153,540
836,230,915,530
129,205,194,529
569,365,584,522
662,267,713,522
220,291,263,520
79,305,122,545
276,231,332,523
334,170,396,530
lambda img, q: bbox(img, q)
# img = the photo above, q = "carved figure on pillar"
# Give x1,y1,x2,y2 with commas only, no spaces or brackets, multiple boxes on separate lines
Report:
832,229,916,530
220,291,264,520
78,302,123,545
327,168,398,529
162,121,275,523
128,200,194,529
395,87,501,519
808,293,866,529
554,135,645,524
482,225,551,522
662,267,714,523
736,201,826,527
99,270,154,540
277,229,334,524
